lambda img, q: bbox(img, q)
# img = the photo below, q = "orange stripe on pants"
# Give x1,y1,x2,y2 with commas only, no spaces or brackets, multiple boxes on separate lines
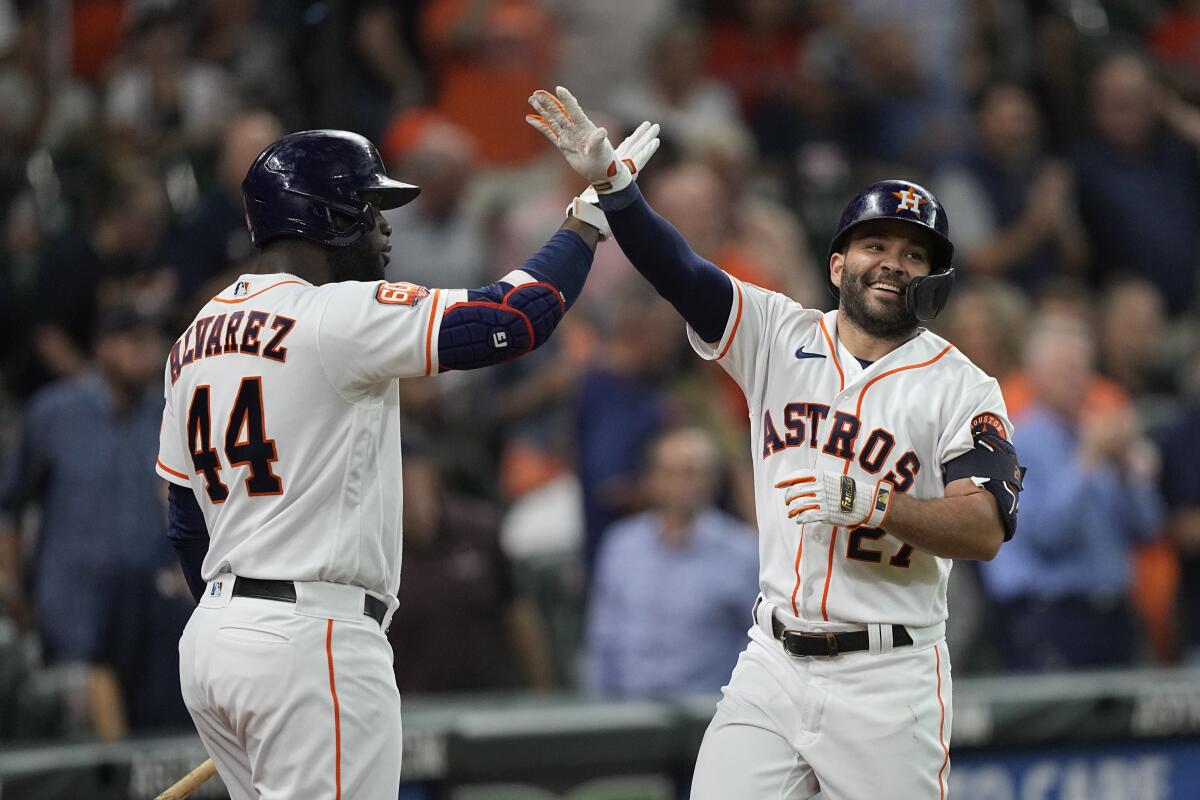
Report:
326,619,342,800
934,644,949,799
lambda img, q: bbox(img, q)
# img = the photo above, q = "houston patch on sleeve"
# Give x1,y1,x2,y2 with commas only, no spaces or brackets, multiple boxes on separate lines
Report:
971,412,1007,440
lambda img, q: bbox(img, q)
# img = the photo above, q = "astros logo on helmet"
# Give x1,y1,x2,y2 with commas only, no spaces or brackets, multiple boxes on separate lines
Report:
892,187,927,213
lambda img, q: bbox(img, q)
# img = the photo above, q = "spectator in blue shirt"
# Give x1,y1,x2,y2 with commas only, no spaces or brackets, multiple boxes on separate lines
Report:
0,306,191,737
980,318,1164,671
585,426,758,698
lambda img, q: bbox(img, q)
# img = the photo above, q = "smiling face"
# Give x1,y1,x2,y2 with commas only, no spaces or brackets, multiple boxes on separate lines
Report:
830,219,933,339
328,191,393,282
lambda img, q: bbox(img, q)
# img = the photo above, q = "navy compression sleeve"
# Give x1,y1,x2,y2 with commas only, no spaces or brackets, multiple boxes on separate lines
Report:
598,183,733,343
167,483,210,602
516,228,593,309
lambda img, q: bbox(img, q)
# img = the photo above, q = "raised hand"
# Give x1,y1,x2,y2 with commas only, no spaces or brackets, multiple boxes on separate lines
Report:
528,86,641,194
578,120,661,205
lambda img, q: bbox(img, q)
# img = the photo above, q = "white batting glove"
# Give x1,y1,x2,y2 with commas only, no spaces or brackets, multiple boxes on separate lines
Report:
565,120,661,240
775,470,895,529
528,86,635,193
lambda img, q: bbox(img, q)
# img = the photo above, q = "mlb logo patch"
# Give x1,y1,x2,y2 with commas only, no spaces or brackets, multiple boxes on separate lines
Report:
209,580,223,597
233,281,250,296
376,281,430,307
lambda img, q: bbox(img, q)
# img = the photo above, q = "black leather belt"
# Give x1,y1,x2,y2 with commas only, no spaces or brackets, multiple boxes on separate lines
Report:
232,577,387,627
770,613,912,657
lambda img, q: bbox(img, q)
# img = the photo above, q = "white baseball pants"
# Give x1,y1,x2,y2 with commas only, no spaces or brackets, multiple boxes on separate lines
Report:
690,608,953,800
179,575,402,800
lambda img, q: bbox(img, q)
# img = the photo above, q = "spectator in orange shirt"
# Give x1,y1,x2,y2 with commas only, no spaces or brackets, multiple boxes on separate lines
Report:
419,0,556,166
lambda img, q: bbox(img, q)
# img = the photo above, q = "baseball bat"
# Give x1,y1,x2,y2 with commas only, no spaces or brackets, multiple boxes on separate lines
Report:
154,757,217,800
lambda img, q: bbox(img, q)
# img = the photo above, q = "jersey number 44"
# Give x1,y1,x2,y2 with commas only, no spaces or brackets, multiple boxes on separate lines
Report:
187,376,283,503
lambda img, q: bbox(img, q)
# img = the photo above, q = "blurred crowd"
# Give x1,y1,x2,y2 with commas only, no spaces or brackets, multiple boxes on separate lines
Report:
0,0,1199,745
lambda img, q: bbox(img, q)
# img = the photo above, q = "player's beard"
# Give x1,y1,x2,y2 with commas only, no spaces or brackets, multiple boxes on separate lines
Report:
328,235,385,283
838,267,920,339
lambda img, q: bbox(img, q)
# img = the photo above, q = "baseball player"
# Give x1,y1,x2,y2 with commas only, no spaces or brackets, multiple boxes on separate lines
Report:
155,126,657,799
529,88,1025,798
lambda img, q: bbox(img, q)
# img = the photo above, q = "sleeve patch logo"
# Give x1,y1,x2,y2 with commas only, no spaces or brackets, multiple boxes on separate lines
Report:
376,281,430,307
971,412,1008,440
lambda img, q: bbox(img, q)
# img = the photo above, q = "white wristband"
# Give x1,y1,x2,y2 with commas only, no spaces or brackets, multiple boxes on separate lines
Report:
859,480,894,529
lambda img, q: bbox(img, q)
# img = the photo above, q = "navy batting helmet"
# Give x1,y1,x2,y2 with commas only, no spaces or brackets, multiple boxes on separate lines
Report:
242,129,420,249
827,179,955,321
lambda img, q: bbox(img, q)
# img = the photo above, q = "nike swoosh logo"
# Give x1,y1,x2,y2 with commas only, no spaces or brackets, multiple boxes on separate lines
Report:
795,346,826,360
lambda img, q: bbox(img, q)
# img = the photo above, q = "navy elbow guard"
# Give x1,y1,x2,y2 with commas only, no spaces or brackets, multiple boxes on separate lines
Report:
943,432,1025,541
438,276,565,370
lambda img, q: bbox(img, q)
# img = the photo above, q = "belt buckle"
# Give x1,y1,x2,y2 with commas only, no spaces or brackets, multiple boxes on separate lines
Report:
782,630,839,657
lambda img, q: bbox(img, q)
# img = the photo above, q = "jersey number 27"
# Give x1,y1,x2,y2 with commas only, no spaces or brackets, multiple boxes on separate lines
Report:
187,376,283,503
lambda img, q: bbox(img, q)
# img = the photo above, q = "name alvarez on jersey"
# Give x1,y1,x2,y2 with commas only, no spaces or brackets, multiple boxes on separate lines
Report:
168,309,297,385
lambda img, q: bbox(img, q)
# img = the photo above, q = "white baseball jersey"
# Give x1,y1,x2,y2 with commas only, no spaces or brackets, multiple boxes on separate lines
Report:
690,274,1013,629
156,272,453,598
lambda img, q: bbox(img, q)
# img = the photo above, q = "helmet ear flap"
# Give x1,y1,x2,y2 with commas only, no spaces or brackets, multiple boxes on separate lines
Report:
906,268,955,321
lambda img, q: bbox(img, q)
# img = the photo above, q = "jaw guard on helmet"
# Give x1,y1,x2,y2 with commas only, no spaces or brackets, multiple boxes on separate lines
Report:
827,179,956,321
242,129,421,249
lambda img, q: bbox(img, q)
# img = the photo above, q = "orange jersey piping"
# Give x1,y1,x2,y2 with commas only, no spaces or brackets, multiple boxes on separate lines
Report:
789,524,806,617
818,317,844,392
424,289,442,376
211,280,305,304
157,458,188,481
818,342,955,621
